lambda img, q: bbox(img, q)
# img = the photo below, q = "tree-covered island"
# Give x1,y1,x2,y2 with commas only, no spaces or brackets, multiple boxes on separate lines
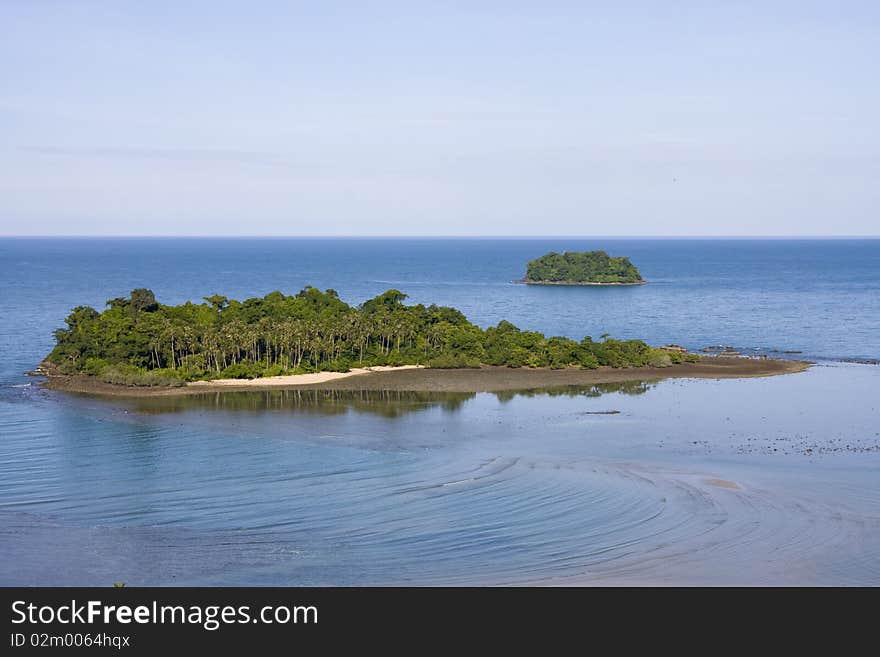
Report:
520,250,645,285
45,287,695,387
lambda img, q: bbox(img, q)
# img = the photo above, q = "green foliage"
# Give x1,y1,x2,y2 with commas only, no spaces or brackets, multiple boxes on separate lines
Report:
99,364,186,387
425,354,483,369
525,250,643,284
82,357,109,376
48,287,686,385
324,358,352,373
129,288,158,316
219,362,264,379
646,349,674,367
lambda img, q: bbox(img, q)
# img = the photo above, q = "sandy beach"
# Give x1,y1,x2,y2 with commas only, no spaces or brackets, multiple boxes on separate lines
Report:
41,357,810,397
188,364,425,388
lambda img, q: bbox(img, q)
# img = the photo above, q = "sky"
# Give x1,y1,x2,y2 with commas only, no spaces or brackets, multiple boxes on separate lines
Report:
1,1,878,236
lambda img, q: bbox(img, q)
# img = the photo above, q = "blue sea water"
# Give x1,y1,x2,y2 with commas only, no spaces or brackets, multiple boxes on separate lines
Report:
1,238,879,385
0,238,878,585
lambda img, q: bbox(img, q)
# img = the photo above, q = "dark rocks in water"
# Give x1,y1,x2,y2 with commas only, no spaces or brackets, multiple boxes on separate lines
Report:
661,344,688,353
701,345,747,356
27,360,55,376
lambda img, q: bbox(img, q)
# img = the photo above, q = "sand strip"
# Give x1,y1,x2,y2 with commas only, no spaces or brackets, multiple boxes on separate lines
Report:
187,365,424,388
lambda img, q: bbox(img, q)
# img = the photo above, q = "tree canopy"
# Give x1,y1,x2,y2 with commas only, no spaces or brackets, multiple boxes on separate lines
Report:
47,287,693,386
524,250,644,284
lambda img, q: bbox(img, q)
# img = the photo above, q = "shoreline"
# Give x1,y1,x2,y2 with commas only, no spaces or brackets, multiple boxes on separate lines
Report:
40,357,811,397
189,364,423,388
513,279,647,286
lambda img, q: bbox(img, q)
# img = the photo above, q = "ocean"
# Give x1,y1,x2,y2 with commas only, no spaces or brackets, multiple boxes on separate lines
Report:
1,238,878,584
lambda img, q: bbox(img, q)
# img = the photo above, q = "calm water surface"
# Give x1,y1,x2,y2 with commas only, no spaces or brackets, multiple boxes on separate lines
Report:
0,238,878,584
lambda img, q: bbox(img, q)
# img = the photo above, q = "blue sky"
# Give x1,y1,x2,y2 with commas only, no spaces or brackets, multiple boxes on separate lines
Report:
1,1,878,236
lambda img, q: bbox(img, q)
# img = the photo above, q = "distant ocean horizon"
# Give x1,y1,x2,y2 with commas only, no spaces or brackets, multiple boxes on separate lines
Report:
3,234,880,239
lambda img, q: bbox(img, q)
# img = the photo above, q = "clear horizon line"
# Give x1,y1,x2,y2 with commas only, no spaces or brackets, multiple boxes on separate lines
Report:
2,234,879,240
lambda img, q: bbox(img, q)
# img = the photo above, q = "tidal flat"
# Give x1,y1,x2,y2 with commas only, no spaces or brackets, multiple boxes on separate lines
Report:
41,357,809,397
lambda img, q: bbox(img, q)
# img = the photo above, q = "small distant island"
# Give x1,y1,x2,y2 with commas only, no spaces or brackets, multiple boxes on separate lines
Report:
518,250,645,285
41,286,696,390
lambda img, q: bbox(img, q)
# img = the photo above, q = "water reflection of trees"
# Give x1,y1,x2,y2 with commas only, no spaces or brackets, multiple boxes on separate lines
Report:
134,389,475,418
132,381,654,418
495,380,654,402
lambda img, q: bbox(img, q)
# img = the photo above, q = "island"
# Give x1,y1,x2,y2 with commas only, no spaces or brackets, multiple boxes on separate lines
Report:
38,287,808,396
518,250,645,285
